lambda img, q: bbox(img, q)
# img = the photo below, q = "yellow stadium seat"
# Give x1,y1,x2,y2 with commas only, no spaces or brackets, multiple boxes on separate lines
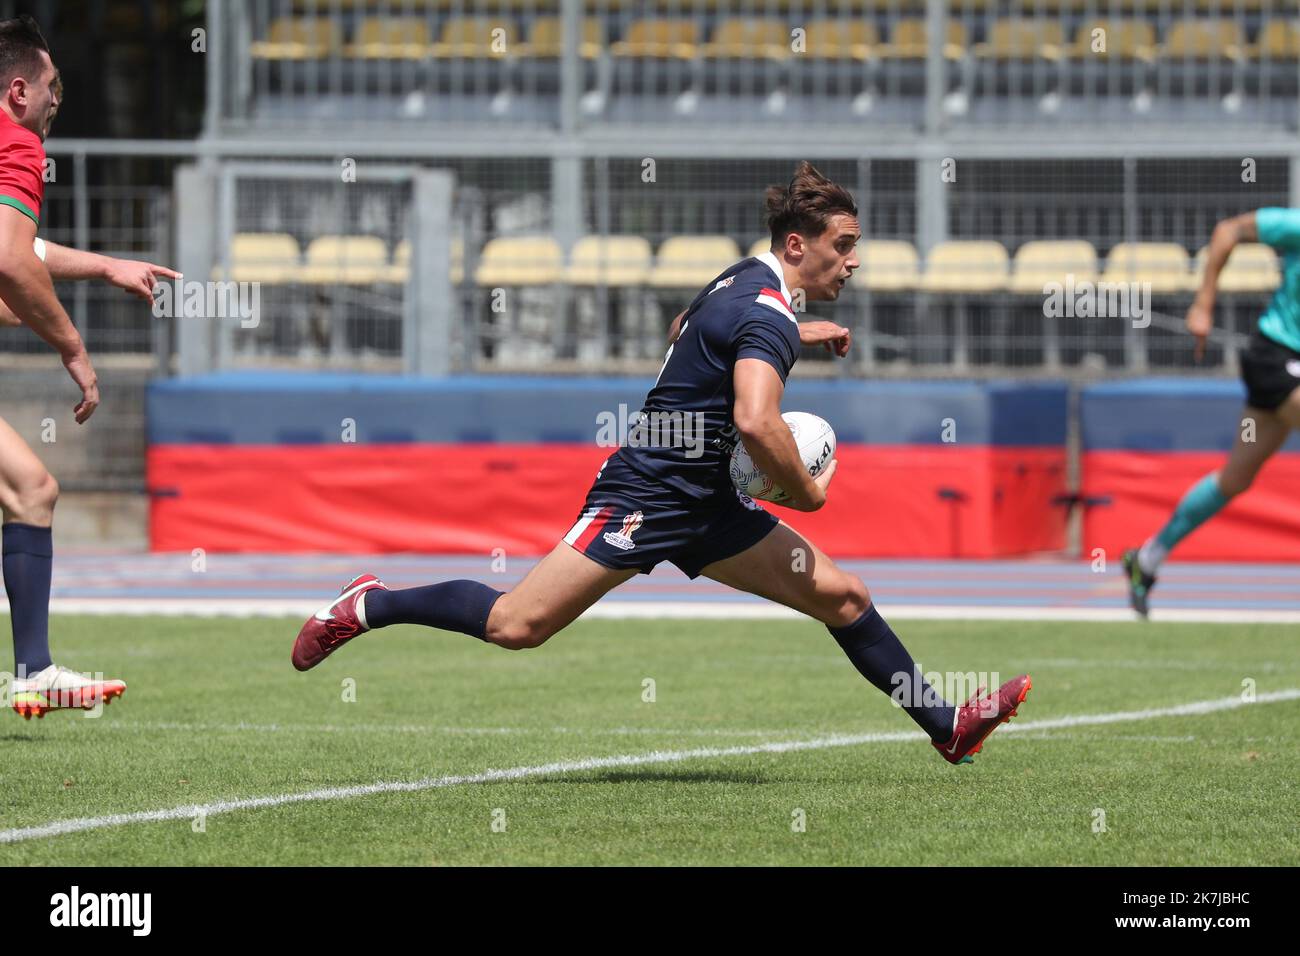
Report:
1194,243,1281,293
475,236,564,286
1065,20,1156,61
748,238,773,259
877,19,967,60
566,236,654,286
700,19,792,60
649,236,742,288
804,20,881,60
429,18,520,59
518,17,605,58
920,241,1009,293
216,233,302,283
974,19,1066,60
1247,21,1300,60
851,240,921,292
1009,241,1099,294
1159,19,1245,60
1101,242,1193,293
299,235,389,284
250,19,341,60
610,20,699,59
345,18,432,59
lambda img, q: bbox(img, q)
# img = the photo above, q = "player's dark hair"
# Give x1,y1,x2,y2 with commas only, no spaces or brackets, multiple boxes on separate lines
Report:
764,162,857,245
0,15,50,88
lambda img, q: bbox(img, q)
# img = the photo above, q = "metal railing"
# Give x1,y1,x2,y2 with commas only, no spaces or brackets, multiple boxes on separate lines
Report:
218,0,1300,133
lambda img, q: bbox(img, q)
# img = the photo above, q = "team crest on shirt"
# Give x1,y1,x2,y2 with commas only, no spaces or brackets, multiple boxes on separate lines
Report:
603,511,644,551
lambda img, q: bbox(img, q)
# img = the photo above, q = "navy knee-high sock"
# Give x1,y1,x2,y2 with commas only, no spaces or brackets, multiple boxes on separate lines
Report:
363,580,502,640
4,523,54,677
828,604,955,742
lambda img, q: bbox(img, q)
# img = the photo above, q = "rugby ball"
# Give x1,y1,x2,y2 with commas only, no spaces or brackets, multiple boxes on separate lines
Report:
729,411,836,503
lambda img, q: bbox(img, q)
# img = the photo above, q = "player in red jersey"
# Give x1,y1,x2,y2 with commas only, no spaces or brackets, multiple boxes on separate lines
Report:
0,16,178,718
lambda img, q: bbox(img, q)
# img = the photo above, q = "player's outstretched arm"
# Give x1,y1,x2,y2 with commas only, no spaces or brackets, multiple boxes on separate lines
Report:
42,241,179,304
1187,212,1257,361
0,206,99,422
733,357,829,512
0,240,180,326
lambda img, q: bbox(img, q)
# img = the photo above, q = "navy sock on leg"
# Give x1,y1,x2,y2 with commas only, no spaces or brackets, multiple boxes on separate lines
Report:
828,604,955,742
364,580,503,640
4,522,54,677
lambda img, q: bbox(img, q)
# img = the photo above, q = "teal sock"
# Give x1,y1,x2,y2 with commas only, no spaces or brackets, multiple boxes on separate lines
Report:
1154,474,1229,554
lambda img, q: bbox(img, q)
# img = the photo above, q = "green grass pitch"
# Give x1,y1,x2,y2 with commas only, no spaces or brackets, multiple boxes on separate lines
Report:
2,615,1297,865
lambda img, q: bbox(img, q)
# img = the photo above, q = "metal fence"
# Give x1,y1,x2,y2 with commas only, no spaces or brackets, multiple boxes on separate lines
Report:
152,151,1291,377
216,0,1300,133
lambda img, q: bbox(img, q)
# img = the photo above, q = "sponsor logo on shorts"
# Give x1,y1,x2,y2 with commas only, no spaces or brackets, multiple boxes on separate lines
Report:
603,511,644,551
1286,359,1300,378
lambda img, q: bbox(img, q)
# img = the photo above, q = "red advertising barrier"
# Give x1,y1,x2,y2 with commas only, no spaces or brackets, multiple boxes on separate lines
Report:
149,443,1067,557
1082,450,1300,562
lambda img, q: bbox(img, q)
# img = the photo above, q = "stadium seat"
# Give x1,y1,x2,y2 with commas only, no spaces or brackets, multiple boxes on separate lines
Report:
300,235,390,284
216,233,303,284
345,18,433,59
1159,19,1245,61
566,236,654,286
475,236,564,286
1064,20,1156,61
748,238,772,259
430,18,521,59
920,241,1009,293
609,20,700,59
1009,240,1099,294
1101,242,1193,293
877,19,967,60
249,18,341,60
1247,21,1300,60
804,20,881,60
852,240,921,292
1193,243,1280,293
974,19,1066,60
700,20,793,60
518,17,605,59
648,236,742,288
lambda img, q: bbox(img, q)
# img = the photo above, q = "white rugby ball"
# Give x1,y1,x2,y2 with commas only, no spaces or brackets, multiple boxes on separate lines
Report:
730,411,836,503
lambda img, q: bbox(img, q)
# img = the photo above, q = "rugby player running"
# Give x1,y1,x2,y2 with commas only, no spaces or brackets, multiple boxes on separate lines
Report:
293,162,1031,765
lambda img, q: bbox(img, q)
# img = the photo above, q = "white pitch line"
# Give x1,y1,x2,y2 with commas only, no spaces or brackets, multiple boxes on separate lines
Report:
16,597,1300,624
2,688,1296,846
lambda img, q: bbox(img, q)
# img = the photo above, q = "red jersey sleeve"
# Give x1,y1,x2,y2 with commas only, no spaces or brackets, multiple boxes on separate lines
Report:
0,112,45,226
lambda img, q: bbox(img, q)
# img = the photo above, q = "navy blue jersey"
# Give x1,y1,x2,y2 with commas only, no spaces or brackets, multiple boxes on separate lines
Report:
615,251,801,500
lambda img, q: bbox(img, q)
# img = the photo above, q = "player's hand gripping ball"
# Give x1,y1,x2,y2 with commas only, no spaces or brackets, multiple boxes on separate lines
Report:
730,411,836,503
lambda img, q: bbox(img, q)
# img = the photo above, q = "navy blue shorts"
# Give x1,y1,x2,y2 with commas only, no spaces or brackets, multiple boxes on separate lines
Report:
563,454,779,579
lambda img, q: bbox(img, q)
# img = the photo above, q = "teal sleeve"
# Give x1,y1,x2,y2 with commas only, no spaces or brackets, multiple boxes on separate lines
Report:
1255,208,1300,252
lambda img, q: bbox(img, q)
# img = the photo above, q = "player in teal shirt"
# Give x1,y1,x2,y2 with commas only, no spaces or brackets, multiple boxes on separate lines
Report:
1124,208,1300,616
